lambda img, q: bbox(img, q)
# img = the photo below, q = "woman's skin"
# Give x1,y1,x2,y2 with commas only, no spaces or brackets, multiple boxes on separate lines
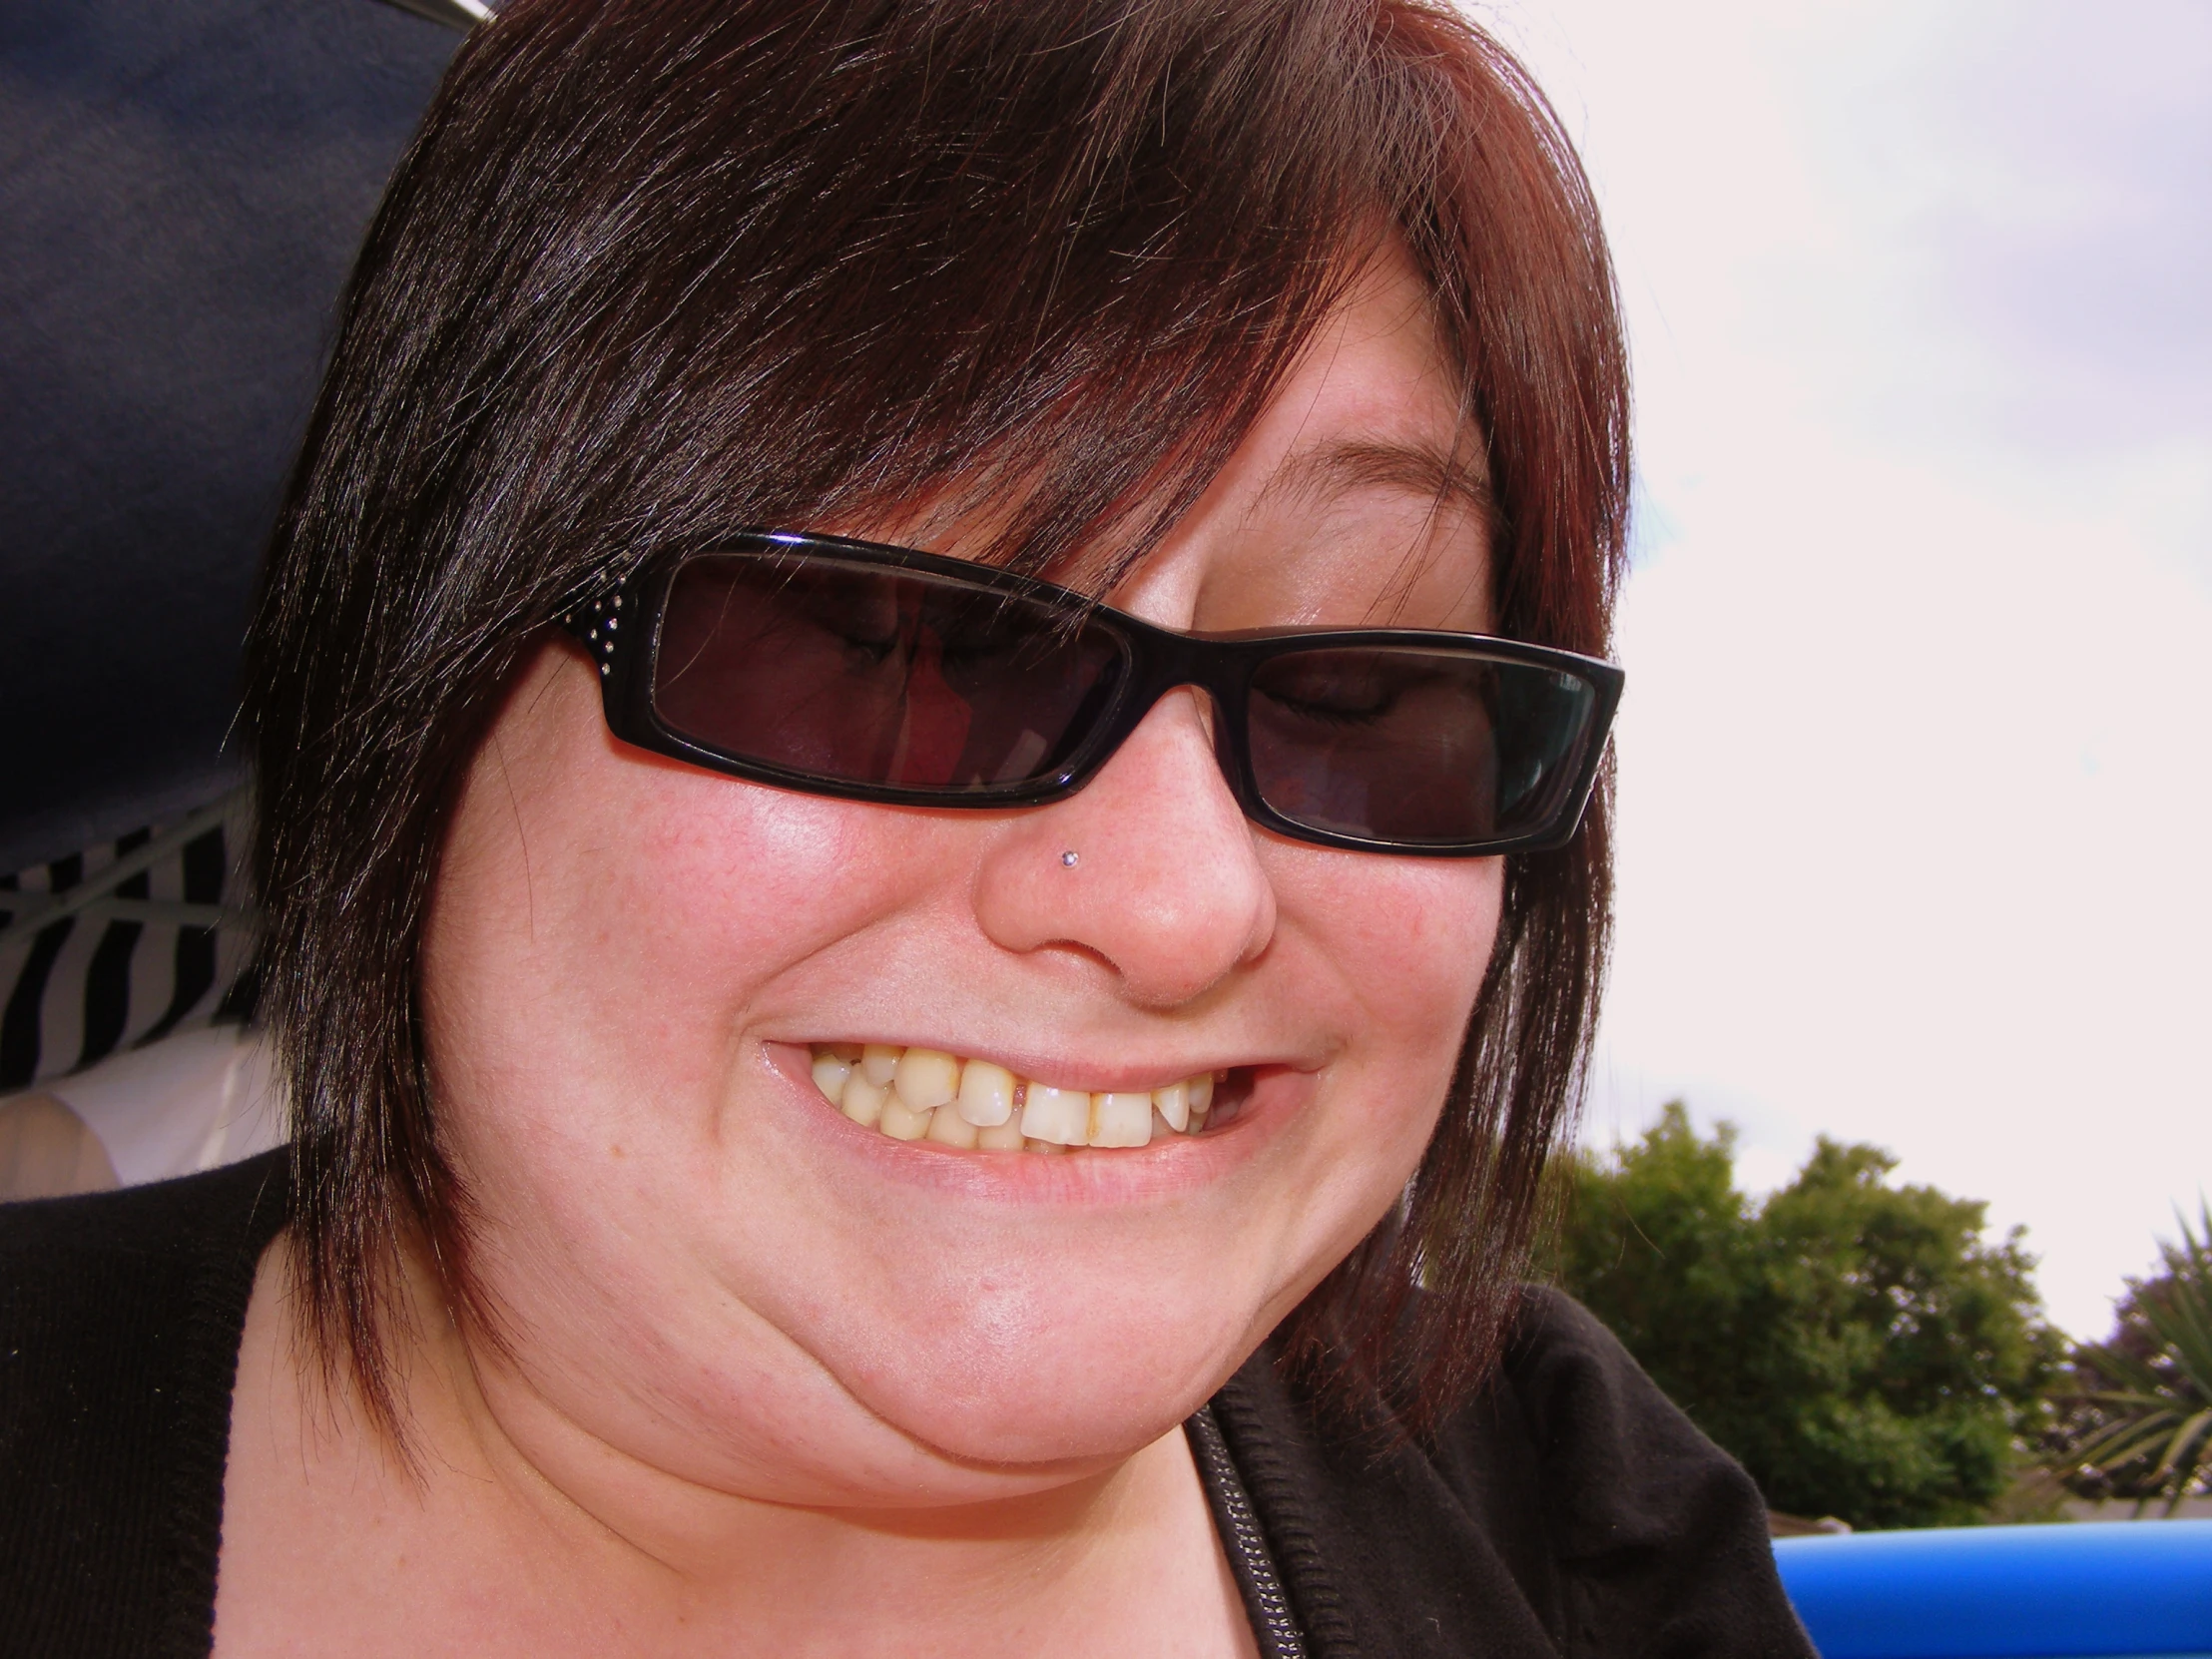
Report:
215,247,1505,1657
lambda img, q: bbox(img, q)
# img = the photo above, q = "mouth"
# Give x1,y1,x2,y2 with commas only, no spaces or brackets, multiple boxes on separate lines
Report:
808,1043,1247,1154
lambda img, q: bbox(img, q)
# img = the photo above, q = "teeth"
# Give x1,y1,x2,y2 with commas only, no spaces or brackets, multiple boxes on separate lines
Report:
813,1052,854,1100
808,1044,1228,1155
1151,1080,1189,1133
878,1098,933,1141
839,1072,888,1129
976,1118,1027,1152
1021,1085,1090,1147
894,1048,960,1110
925,1104,980,1148
955,1060,1015,1128
1090,1092,1153,1148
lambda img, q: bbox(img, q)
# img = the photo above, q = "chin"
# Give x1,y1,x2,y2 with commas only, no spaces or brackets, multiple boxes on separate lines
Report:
804,1261,1269,1470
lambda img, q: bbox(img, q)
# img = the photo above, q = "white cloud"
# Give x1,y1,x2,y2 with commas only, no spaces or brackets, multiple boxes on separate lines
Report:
1483,0,2212,1337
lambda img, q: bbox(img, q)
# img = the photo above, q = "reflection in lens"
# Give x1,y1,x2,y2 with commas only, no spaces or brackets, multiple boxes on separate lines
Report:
1248,648,1594,844
653,554,1123,792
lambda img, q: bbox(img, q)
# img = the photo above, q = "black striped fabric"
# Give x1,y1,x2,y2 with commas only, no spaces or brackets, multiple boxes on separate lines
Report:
0,796,255,1093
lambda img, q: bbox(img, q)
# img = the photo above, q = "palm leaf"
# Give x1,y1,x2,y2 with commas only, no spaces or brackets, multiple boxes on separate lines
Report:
2044,1200,2212,1505
2151,1406,2212,1480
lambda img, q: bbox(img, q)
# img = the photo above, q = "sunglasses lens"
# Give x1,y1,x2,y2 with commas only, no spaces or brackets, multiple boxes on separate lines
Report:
1246,647,1601,846
652,553,1124,792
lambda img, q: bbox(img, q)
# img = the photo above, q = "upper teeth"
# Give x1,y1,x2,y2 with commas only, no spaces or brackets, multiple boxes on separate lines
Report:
808,1044,1220,1152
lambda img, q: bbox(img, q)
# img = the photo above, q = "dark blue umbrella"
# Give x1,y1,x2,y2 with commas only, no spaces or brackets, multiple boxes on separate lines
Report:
1,0,470,1095
1,0,469,873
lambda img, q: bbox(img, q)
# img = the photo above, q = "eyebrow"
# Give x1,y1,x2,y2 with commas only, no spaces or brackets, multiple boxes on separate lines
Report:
1255,436,1499,529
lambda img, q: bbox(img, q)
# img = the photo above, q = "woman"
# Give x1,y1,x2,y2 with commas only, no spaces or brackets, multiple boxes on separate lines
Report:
1,1,1813,1653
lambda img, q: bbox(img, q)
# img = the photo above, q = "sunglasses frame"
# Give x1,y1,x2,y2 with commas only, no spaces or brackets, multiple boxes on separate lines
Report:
562,529,1623,857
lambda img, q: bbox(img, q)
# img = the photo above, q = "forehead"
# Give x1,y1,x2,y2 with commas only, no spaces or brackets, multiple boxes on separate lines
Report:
882,243,1491,631
1148,245,1494,632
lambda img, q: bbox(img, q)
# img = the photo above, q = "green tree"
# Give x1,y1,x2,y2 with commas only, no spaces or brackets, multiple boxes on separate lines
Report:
1547,1103,2060,1530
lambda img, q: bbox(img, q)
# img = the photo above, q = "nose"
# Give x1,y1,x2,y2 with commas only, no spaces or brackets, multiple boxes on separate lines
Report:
970,688,1277,1008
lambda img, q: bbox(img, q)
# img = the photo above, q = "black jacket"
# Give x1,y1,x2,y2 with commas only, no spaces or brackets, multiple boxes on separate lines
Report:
0,1155,1815,1657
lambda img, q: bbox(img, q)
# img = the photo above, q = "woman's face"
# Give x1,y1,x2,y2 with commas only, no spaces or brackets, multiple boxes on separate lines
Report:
422,249,1505,1504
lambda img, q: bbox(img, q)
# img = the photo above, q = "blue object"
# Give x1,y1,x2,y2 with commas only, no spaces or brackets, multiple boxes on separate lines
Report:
1774,1520,2212,1659
0,0,460,871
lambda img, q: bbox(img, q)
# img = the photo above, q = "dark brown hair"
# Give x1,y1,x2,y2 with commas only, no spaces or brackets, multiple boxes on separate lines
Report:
245,0,1627,1435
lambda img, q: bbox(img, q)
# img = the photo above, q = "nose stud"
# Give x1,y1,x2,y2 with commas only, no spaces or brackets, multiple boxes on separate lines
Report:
1060,849,1080,868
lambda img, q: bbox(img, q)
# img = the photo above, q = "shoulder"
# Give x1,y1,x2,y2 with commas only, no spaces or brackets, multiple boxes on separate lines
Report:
1481,1287,1811,1652
1493,1286,1775,1558
1214,1287,1814,1659
0,1152,289,1655
0,1151,288,1387
0,1146,287,1267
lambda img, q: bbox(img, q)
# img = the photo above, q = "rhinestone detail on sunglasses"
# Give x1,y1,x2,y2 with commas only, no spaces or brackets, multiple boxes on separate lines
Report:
575,591,622,677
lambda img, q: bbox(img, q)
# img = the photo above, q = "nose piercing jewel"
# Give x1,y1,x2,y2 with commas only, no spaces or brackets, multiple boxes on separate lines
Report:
1060,849,1080,867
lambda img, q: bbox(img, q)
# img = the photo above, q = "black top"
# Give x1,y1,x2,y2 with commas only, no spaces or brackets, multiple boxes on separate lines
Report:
1,1156,1815,1658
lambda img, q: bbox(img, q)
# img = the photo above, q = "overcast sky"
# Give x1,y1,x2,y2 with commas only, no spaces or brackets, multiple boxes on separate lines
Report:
1482,0,2212,1339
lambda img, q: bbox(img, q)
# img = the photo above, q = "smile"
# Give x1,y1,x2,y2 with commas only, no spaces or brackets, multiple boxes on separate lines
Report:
808,1044,1239,1152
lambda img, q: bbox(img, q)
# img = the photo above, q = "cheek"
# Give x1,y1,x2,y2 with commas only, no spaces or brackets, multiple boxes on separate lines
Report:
438,751,874,1062
1283,854,1500,1221
1286,851,1503,1080
577,773,888,1022
420,668,924,1201
1235,851,1503,1286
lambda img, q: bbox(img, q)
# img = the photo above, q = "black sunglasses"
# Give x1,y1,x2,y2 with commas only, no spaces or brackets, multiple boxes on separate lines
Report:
561,530,1622,856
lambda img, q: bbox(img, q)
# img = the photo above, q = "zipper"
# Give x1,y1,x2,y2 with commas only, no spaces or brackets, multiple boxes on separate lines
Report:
1186,1403,1310,1659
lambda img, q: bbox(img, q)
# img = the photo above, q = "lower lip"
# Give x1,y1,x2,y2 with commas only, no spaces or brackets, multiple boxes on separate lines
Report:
761,1043,1301,1205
